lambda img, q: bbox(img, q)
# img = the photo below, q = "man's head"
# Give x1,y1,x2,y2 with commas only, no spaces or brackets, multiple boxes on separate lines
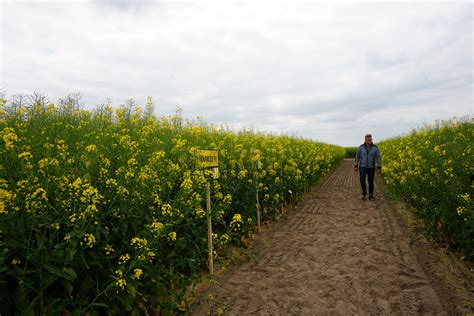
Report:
365,134,373,145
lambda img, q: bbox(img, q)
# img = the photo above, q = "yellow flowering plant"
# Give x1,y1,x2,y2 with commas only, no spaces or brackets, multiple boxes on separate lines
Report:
0,93,344,314
379,117,473,258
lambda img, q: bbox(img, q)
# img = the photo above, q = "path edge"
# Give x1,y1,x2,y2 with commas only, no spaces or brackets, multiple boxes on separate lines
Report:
377,176,474,313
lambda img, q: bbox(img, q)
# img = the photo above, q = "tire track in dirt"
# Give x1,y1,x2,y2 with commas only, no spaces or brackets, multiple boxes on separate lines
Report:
194,159,448,315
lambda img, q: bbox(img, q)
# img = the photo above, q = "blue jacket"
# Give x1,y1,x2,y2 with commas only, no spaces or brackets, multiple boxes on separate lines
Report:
355,143,382,169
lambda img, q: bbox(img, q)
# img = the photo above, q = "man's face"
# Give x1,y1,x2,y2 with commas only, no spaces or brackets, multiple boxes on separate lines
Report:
365,136,373,145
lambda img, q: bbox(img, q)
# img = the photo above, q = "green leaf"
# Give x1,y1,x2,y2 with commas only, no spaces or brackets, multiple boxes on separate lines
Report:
61,279,73,294
78,252,90,269
70,309,83,316
65,248,77,263
90,302,109,308
63,267,77,280
126,282,136,298
41,274,57,290
21,295,39,316
124,302,133,312
43,264,77,281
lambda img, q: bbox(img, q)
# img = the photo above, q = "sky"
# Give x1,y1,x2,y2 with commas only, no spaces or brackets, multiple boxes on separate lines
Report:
1,0,472,146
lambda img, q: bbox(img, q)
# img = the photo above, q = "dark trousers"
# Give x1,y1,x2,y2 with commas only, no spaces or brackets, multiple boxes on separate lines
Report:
359,167,375,196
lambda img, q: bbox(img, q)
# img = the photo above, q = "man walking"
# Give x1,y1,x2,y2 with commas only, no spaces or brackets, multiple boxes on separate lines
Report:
355,134,382,200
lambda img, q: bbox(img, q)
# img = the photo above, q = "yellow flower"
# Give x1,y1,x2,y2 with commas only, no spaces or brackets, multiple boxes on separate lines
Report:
124,170,134,179
0,188,14,215
18,152,33,160
119,253,131,264
130,237,148,249
117,186,129,196
79,185,102,208
223,194,232,203
238,169,248,179
149,221,164,233
133,268,143,279
11,258,21,265
50,223,60,230
80,233,96,248
161,203,172,216
195,207,205,218
104,245,115,255
147,251,156,260
457,206,466,216
56,139,68,152
85,144,97,152
127,158,137,166
68,214,78,223
150,150,165,161
106,178,117,187
25,188,48,212
32,188,47,200
71,177,83,190
168,232,177,241
1,127,18,150
38,158,59,170
0,179,7,189
231,213,242,223
460,193,471,202
116,278,127,290
180,177,193,190
219,234,230,245
230,213,243,231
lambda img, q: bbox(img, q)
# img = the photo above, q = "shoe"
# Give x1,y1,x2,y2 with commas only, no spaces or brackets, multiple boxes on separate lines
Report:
362,196,366,201
369,196,375,201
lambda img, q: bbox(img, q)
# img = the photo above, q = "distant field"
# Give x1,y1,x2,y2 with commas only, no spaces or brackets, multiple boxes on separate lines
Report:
344,147,358,158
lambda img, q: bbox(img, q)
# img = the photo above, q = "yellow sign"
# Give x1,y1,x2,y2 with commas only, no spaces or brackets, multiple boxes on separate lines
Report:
198,149,219,168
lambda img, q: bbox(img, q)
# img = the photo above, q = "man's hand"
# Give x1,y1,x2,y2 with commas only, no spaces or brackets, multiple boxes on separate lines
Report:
354,166,358,172
377,168,381,175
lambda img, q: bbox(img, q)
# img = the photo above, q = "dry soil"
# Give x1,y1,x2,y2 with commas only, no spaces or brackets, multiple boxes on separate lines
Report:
192,159,473,315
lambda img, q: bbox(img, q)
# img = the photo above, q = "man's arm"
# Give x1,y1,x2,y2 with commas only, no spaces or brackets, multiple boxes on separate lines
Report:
354,147,360,169
375,147,382,172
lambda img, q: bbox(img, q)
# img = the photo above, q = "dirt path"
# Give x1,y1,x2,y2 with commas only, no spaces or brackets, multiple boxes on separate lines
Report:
193,159,473,315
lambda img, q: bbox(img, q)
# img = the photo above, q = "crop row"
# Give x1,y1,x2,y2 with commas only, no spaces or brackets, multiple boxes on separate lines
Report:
378,117,473,259
0,96,345,314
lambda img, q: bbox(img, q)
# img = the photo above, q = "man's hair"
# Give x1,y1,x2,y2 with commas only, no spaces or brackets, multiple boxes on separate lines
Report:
365,134,372,138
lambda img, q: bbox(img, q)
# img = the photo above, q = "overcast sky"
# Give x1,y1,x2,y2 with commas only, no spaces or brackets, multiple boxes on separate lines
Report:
1,0,472,146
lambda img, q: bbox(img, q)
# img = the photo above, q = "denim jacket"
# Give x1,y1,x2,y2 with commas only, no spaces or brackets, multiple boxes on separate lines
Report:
355,143,382,169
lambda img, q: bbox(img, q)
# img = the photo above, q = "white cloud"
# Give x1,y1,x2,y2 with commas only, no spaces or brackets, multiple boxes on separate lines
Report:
1,1,472,146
